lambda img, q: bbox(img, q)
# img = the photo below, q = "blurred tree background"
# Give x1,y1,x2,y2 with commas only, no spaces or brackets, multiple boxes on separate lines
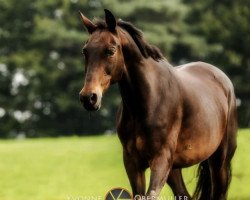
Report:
0,0,249,138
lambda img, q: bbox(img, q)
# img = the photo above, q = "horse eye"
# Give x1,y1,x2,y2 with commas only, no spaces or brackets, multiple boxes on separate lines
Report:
105,48,115,56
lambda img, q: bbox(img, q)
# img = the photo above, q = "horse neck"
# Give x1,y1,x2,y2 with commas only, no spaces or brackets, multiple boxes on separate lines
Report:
117,32,175,116
118,58,150,114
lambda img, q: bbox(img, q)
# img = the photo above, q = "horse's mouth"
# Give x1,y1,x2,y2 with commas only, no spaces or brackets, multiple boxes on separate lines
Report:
82,102,101,112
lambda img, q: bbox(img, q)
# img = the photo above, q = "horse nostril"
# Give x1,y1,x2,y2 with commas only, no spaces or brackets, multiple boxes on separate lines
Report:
89,93,97,105
79,92,99,110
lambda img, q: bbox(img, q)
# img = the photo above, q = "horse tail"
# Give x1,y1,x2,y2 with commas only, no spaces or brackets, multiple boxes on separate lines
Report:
192,160,212,200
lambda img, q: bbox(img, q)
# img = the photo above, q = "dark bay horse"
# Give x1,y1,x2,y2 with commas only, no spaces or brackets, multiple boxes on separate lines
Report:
78,9,237,200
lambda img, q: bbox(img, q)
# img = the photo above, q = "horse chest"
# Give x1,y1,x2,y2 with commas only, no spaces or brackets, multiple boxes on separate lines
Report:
118,108,168,157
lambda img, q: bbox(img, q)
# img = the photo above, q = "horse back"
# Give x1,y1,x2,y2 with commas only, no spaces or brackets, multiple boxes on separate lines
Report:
176,61,234,94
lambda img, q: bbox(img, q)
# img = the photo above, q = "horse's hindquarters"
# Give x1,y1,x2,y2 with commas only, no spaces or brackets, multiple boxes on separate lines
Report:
173,62,233,168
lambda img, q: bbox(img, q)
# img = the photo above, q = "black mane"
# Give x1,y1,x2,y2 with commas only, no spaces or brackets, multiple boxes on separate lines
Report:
94,19,164,61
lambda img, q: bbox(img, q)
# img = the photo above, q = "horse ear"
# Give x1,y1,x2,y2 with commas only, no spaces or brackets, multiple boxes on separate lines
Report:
79,11,96,34
104,9,116,32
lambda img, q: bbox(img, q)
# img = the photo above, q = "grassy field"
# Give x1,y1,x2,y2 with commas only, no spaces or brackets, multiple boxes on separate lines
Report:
0,129,249,200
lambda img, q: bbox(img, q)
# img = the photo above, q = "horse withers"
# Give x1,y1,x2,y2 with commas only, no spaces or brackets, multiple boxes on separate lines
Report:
78,9,237,200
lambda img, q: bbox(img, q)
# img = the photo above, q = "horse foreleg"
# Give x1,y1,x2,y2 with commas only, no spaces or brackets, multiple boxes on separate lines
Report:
123,151,146,198
167,168,191,199
146,149,172,199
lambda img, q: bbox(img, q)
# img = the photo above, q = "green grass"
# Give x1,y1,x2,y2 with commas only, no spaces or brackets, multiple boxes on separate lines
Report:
0,129,249,200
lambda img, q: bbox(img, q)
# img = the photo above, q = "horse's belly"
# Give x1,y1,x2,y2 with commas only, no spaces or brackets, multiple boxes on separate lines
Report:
172,124,225,168
173,139,224,168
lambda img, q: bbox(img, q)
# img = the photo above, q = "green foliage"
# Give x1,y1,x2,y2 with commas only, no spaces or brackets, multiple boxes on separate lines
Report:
0,0,249,137
0,129,249,199
0,0,120,137
183,0,250,126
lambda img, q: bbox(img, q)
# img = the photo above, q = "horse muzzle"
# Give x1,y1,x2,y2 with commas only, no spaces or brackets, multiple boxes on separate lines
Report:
79,92,101,111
